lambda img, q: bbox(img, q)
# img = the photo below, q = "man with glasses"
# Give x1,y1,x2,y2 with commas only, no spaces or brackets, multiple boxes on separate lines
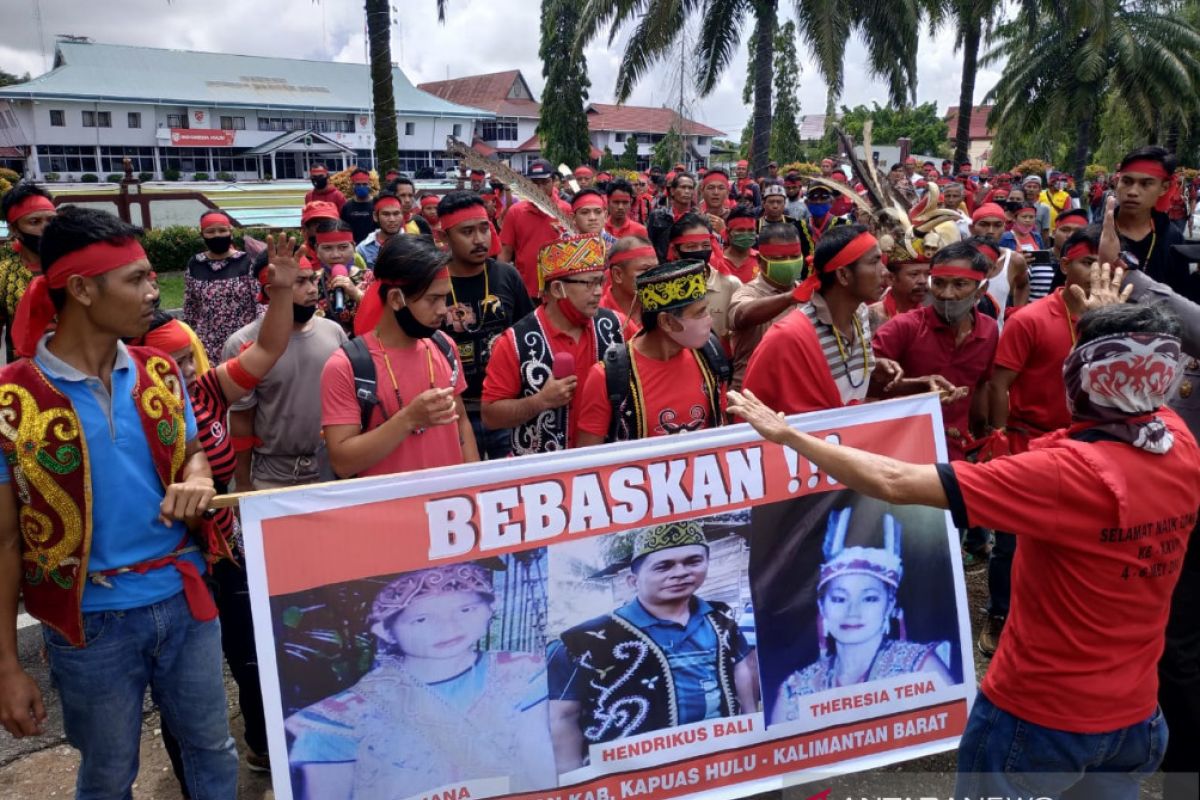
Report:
481,235,623,454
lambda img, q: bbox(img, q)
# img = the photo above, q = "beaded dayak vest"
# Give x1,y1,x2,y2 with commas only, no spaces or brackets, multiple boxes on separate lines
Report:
0,347,188,646
509,306,622,455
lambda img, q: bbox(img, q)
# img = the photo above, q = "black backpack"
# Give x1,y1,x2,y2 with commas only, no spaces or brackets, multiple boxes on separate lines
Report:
341,331,460,430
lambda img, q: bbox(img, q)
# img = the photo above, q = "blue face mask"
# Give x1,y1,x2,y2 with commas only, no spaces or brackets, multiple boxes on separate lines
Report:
354,185,371,199
807,202,831,218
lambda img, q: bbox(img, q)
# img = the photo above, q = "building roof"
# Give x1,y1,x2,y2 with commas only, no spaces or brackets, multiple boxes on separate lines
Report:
0,40,488,119
417,70,541,119
585,104,723,137
944,105,994,141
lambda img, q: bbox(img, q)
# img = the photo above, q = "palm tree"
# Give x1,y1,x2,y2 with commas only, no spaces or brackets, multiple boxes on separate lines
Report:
983,0,1200,183
365,0,400,175
575,0,923,175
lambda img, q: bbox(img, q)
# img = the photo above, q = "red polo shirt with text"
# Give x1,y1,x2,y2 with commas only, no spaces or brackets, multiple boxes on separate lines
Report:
873,305,997,459
940,409,1200,732
481,306,603,448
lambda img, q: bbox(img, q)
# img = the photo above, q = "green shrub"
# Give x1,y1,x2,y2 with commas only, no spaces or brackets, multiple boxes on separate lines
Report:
193,172,209,181
44,172,61,182
105,173,123,183
0,167,19,182
137,171,154,182
163,168,181,181
80,173,99,183
141,225,245,272
216,171,235,182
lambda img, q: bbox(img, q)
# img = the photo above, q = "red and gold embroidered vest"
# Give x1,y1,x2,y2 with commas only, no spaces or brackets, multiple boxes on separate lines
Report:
0,346,187,646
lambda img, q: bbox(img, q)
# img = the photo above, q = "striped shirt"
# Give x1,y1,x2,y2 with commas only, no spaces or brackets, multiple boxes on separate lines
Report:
1028,262,1056,301
802,293,875,405
191,366,237,543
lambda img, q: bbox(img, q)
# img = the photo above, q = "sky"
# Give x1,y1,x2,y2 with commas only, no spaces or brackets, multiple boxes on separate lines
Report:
0,0,1004,140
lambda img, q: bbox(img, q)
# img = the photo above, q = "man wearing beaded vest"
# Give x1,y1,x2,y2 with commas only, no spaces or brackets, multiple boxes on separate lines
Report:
481,235,623,454
547,522,758,771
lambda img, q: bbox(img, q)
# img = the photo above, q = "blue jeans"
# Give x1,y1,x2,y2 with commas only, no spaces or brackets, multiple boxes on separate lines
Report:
44,590,239,800
957,692,1167,800
469,408,512,460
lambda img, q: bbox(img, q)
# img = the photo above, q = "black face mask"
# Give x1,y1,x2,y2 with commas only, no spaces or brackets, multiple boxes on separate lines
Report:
394,306,439,339
17,231,41,255
687,248,712,266
292,303,318,324
203,235,232,255
312,177,329,190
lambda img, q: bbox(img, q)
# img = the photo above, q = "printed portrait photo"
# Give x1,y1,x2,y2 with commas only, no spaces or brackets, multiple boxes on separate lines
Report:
545,514,761,774
749,493,965,727
270,550,555,800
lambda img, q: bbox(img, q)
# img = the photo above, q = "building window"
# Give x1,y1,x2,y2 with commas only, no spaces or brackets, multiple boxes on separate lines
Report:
167,113,186,128
49,109,65,127
0,108,17,129
37,144,99,175
255,116,354,133
100,145,156,173
696,136,708,145
452,123,462,138
127,112,141,128
220,116,245,130
480,118,519,141
82,110,95,127
404,122,415,136
615,132,626,143
96,111,111,128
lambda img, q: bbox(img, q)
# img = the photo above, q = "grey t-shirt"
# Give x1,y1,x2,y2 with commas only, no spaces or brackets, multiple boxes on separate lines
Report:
223,316,347,486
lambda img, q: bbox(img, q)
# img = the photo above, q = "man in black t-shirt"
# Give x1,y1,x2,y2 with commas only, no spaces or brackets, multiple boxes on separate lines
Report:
340,167,377,243
438,191,534,459
1110,146,1191,301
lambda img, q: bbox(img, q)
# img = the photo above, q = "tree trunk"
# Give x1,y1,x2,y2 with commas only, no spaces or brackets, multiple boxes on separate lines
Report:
1165,117,1181,154
750,2,776,177
953,12,981,169
1073,105,1094,187
365,0,399,175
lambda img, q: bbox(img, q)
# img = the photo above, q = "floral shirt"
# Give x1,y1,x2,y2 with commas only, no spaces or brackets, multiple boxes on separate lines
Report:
183,250,261,360
0,245,35,362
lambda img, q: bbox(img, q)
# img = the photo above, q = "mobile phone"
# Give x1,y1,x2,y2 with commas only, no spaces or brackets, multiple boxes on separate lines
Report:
1028,249,1054,266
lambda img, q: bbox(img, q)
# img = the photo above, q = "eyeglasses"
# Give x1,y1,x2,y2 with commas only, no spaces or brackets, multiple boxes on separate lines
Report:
559,276,605,289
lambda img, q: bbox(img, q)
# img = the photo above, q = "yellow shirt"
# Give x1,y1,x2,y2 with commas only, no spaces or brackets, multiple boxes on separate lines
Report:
1039,189,1072,225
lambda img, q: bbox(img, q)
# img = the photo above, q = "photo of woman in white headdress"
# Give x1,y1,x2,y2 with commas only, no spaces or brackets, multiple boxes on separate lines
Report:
771,506,953,723
283,557,557,799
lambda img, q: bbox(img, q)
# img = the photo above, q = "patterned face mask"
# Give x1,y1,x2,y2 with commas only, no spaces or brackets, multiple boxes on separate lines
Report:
1063,331,1184,453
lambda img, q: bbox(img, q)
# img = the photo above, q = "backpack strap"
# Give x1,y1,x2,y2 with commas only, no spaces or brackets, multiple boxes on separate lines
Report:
603,343,636,442
340,337,379,431
430,330,460,389
695,333,732,426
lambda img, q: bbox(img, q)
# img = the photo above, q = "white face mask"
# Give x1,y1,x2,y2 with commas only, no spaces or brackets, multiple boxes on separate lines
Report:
931,293,978,323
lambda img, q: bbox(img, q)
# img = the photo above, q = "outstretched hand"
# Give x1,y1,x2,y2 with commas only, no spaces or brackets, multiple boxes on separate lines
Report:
727,389,794,445
264,234,302,292
1065,260,1132,317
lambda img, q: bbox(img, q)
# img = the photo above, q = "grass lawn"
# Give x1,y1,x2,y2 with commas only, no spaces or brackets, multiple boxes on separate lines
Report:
156,270,184,310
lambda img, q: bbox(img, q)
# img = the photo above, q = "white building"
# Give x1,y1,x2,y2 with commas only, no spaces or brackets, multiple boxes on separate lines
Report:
418,70,725,172
0,40,492,181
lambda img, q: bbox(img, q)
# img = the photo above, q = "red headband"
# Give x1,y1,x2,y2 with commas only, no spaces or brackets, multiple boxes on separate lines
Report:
608,190,632,202
1055,211,1088,228
701,173,730,187
200,212,231,230
670,233,711,247
420,196,440,208
609,246,657,266
792,233,878,303
351,174,371,184
727,217,756,232
1063,242,1098,262
315,230,354,245
975,243,1000,261
574,167,595,178
374,196,402,211
972,203,1007,223
1120,160,1170,180
930,264,984,281
353,267,451,337
439,205,489,231
12,238,148,358
310,167,329,177
6,195,55,224
141,319,194,354
758,242,802,259
572,194,606,211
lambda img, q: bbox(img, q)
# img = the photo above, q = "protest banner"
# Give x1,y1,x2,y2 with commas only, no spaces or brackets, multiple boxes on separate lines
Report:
240,394,976,800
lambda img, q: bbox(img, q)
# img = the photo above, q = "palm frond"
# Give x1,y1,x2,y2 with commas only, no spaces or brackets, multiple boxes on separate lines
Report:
696,0,751,95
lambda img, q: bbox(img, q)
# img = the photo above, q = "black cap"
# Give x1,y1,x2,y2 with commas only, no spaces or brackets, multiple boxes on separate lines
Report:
526,159,553,179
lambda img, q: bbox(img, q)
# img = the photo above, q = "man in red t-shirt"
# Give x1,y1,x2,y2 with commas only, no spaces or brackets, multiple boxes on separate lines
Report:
720,208,760,284
601,235,657,338
304,164,346,213
604,179,649,240
482,235,623,453
577,260,726,444
321,236,476,477
498,159,573,297
977,225,1102,654
729,298,1199,800
873,241,996,461
867,257,930,330
698,169,733,236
